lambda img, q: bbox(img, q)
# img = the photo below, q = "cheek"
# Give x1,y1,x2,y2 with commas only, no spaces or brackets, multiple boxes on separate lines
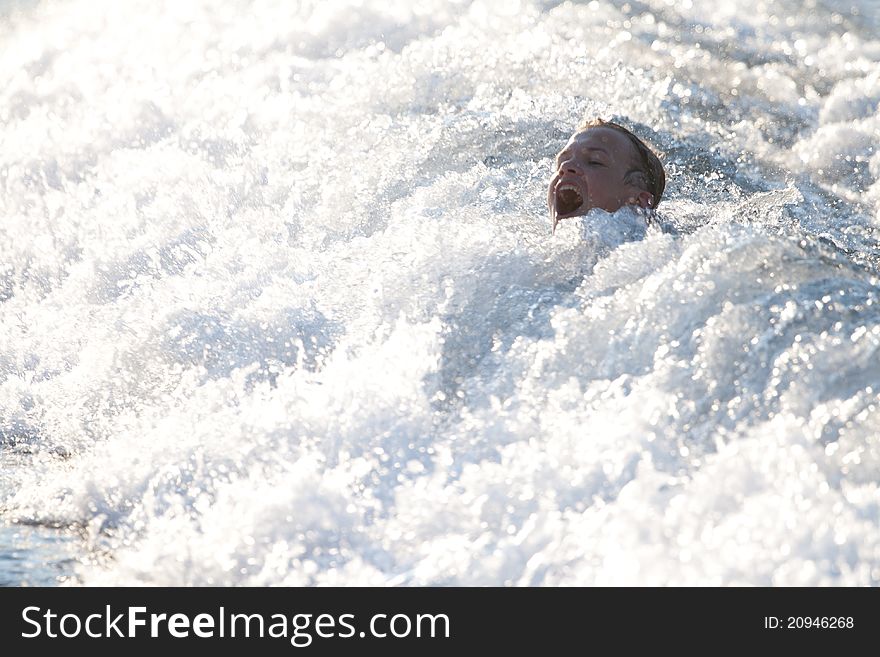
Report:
586,172,615,195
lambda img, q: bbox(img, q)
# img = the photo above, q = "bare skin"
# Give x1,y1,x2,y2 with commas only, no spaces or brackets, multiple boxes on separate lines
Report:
548,126,654,233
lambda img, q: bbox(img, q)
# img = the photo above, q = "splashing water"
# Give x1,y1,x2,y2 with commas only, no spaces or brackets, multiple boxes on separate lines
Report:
2,0,880,586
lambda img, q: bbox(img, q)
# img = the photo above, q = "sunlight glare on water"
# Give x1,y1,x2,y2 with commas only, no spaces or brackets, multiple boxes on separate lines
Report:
1,0,880,585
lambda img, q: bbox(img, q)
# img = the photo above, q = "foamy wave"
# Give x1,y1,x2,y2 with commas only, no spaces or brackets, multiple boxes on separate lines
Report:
2,0,880,585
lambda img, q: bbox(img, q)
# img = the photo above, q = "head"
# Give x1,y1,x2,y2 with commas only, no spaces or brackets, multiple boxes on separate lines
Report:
548,118,665,232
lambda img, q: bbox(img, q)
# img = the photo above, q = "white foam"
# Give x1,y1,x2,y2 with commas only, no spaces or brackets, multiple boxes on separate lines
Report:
2,0,880,586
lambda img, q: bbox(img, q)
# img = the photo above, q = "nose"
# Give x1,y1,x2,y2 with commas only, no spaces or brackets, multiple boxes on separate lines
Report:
558,158,584,176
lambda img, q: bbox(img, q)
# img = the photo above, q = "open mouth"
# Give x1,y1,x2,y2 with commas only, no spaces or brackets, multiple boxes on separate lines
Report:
549,176,588,233
555,183,584,216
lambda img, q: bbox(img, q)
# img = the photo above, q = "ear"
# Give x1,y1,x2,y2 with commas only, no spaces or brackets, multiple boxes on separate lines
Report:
635,191,654,209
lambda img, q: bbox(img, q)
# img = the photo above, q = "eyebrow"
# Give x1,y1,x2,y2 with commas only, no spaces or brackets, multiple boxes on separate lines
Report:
556,146,611,162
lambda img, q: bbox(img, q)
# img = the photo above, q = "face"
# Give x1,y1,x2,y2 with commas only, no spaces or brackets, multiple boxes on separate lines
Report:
547,127,653,232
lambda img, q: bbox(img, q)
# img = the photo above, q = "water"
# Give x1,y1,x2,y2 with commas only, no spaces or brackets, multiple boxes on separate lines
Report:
2,0,880,586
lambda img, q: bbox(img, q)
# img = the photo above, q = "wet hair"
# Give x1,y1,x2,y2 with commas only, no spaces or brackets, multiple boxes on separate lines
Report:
578,118,666,208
